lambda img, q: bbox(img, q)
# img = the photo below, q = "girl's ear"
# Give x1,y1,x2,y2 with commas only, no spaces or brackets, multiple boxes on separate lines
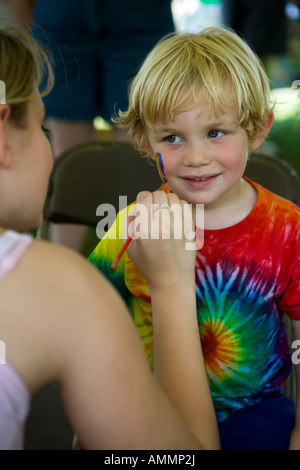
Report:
0,104,12,168
250,110,275,151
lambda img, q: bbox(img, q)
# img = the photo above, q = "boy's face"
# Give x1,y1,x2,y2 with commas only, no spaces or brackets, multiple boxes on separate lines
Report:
147,102,259,209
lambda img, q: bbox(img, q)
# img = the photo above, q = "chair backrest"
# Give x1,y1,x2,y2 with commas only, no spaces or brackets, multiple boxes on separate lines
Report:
40,145,300,236
39,140,162,236
244,151,300,205
245,151,300,402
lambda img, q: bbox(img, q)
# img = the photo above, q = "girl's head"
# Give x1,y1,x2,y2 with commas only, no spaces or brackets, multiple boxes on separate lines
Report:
0,26,53,127
114,27,272,157
0,27,54,232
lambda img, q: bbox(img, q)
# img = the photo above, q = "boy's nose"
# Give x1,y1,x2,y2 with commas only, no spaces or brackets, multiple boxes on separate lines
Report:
183,143,211,166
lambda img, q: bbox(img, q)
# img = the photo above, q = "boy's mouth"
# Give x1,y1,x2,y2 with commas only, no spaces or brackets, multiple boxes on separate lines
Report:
182,174,219,188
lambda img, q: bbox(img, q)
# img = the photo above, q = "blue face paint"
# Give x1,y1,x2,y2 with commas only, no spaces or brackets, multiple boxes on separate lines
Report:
155,152,167,183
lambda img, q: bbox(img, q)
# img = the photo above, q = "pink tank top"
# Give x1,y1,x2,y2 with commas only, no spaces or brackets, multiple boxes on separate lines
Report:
0,230,33,450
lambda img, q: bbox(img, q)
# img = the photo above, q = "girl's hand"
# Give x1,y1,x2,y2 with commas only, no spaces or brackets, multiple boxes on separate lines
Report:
126,191,196,289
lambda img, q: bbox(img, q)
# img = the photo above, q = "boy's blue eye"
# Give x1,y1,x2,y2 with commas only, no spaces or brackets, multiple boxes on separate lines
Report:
208,130,224,139
167,135,181,143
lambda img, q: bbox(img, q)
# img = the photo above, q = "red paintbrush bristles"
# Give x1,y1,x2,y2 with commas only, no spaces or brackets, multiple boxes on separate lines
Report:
111,236,133,269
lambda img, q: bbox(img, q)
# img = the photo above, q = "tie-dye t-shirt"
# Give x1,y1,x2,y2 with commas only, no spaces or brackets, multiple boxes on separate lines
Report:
89,177,300,422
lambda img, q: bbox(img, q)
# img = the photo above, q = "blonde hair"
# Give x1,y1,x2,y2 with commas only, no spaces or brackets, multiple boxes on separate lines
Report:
0,26,53,127
113,27,272,156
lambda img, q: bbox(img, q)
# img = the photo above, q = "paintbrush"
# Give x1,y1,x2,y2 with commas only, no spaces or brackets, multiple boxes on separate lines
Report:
111,152,167,269
110,236,133,269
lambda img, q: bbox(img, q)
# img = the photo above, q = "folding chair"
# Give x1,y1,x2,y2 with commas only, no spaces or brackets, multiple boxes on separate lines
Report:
245,150,300,402
244,150,300,205
38,140,161,240
40,145,300,233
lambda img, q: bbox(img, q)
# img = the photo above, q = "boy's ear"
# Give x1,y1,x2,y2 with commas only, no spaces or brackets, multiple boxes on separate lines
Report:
250,110,274,151
0,104,12,168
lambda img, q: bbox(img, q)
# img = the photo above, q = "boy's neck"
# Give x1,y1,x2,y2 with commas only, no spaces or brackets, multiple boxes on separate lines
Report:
198,178,257,230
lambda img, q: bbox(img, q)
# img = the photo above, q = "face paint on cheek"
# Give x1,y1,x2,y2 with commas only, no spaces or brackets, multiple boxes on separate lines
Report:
155,152,167,184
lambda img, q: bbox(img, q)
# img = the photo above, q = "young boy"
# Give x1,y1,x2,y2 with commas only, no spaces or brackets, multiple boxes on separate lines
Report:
89,27,300,450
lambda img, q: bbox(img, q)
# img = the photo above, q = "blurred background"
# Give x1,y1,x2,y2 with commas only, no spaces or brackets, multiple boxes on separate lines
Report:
1,1,299,172
168,0,300,175
94,1,300,175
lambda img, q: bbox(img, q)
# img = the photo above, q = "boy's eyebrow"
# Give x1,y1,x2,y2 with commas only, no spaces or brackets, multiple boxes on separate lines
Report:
205,120,237,128
152,125,178,134
152,119,237,133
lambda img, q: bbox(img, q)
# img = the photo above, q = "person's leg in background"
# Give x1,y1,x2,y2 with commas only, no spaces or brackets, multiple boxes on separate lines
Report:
0,0,19,27
32,0,174,252
31,1,103,251
222,0,289,87
218,396,295,450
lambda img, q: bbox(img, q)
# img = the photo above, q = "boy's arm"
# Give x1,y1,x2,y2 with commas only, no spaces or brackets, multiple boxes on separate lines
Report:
289,319,300,450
